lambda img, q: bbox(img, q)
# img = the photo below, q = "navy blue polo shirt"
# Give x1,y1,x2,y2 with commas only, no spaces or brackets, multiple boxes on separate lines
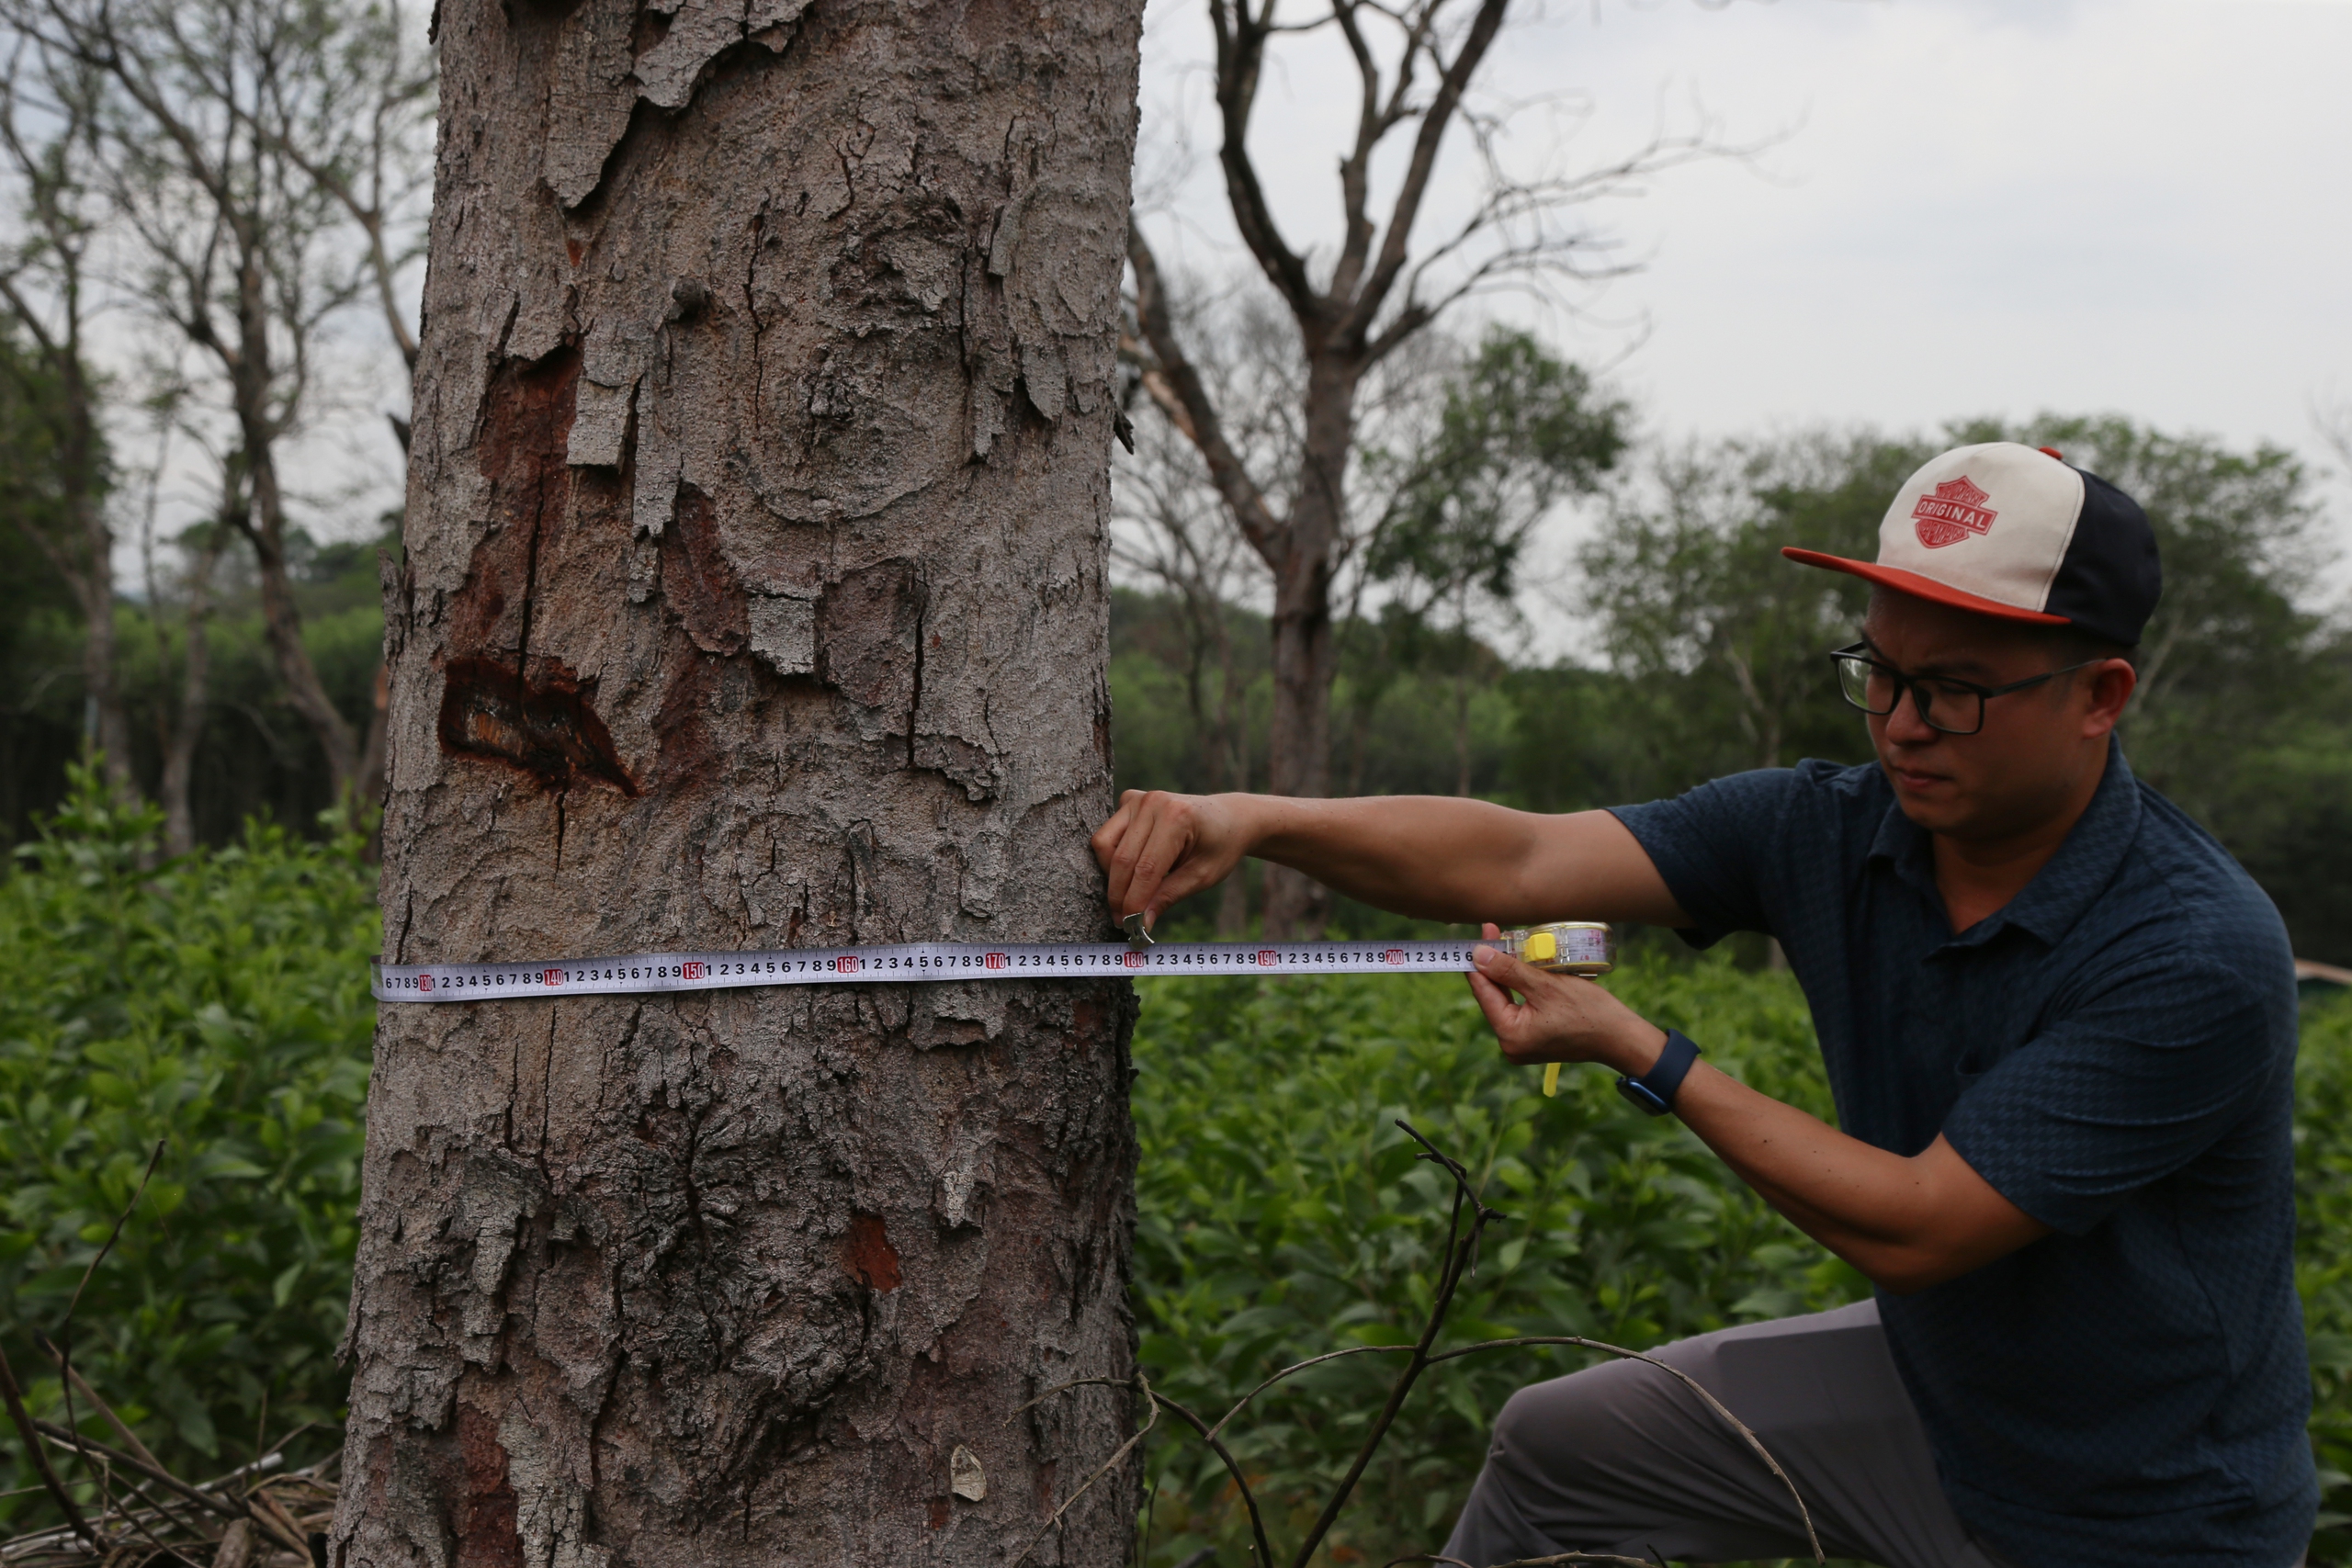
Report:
1611,740,2313,1568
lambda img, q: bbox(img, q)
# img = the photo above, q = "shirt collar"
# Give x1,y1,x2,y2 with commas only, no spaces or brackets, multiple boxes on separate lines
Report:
1867,736,2143,947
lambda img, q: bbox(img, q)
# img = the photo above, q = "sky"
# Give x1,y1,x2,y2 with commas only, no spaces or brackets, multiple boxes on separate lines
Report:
100,0,2352,622
1131,0,2352,618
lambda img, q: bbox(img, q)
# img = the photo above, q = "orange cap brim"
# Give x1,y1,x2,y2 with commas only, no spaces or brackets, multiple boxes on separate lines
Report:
1781,547,2072,626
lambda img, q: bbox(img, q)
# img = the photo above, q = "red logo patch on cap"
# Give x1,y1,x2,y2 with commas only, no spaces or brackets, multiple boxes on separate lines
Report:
1912,476,1997,549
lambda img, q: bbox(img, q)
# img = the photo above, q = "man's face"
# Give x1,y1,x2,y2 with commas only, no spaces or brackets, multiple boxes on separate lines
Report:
1859,592,2126,842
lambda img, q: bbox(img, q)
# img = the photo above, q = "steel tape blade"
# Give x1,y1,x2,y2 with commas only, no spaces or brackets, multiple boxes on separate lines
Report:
371,937,1494,1002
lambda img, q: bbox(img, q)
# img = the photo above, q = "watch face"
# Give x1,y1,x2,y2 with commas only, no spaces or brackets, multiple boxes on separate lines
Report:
1616,1077,1671,1117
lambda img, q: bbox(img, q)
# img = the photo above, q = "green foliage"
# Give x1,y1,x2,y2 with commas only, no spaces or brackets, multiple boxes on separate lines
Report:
1130,954,1869,1565
0,763,377,1518
1578,431,1928,779
1365,326,1627,614
1134,962,2352,1566
2295,991,2352,1559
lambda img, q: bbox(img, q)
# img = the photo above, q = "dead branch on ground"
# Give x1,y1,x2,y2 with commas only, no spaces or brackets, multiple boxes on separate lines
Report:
1027,1118,1825,1568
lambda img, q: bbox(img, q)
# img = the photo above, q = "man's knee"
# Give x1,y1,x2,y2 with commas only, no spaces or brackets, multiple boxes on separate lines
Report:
1487,1353,1689,1482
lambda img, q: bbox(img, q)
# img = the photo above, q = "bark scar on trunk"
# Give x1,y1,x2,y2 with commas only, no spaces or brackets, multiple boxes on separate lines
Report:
438,655,640,795
840,1213,902,1292
454,1401,524,1568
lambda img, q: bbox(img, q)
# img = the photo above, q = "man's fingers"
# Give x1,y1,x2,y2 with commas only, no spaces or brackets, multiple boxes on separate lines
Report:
1143,850,1227,922
1091,796,1142,902
1100,819,1137,911
1471,942,1550,1002
1121,806,1198,921
1464,964,1525,1039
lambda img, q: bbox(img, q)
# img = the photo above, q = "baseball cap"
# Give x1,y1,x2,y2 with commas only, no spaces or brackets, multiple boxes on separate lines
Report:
1781,441,2161,647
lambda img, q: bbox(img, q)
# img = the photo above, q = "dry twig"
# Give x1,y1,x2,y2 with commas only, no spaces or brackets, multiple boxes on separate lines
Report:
1024,1118,1826,1568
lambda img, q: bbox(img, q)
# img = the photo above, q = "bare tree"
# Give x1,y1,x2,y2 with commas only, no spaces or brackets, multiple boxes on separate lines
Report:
239,0,432,813
0,41,129,796
9,0,424,805
1112,365,1267,935
340,0,1146,1561
134,406,234,856
1124,0,1719,934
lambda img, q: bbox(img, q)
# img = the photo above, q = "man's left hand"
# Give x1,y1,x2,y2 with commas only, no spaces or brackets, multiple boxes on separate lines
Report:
1464,921,1667,1078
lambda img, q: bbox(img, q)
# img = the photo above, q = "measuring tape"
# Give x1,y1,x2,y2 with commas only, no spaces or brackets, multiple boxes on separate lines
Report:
371,921,1613,1007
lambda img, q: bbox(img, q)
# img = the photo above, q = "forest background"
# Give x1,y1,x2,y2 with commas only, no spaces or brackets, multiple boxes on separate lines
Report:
9,391,2348,960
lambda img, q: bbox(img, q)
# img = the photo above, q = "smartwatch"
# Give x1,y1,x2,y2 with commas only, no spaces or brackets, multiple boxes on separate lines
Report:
1616,1029,1702,1117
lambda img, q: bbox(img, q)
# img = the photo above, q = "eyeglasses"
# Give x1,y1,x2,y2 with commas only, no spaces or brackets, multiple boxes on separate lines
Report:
1827,643,2101,736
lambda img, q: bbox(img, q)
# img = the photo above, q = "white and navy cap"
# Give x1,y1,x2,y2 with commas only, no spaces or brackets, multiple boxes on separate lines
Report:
1782,441,2161,647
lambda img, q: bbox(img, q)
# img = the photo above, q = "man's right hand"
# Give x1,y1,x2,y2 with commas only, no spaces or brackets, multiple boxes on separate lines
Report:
1090,790,1260,931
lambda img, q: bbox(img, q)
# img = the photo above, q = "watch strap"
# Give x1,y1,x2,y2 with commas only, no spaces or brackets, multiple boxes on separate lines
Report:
1616,1029,1702,1117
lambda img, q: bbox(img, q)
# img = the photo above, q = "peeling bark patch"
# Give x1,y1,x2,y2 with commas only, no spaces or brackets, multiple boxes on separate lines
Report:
658,480,749,653
438,655,639,795
650,654,723,788
480,348,582,526
817,558,922,716
840,1213,900,1292
453,346,583,660
455,1402,523,1568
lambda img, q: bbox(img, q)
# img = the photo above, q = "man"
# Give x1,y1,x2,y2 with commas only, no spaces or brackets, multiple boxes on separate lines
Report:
1091,442,2313,1568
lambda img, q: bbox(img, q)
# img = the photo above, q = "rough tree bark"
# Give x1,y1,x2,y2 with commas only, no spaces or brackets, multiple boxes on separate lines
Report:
337,2,1145,1564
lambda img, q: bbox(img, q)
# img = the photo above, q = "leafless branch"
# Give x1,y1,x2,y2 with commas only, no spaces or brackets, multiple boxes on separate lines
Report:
0,1349,103,1553
1008,1371,1158,1568
1026,1116,1824,1567
1130,220,1284,556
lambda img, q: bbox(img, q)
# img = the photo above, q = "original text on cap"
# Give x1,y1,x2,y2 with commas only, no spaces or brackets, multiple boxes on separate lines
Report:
1912,476,1997,549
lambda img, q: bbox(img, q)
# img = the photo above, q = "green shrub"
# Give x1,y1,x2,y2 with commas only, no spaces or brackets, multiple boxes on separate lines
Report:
1129,954,1868,1566
4,772,2349,1565
1134,962,2352,1567
0,765,376,1517
2297,989,2352,1559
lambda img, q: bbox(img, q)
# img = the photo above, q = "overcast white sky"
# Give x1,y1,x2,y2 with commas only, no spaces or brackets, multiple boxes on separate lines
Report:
1133,0,2352,620
135,0,2351,628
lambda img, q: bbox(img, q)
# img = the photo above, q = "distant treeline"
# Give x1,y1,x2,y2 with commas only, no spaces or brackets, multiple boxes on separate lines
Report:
8,420,2348,966
1114,416,2352,964
0,524,387,845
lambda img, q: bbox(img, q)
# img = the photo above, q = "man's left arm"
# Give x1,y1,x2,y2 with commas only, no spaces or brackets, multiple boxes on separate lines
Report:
1660,1065,2047,1294
1468,934,2284,1294
1466,936,2045,1292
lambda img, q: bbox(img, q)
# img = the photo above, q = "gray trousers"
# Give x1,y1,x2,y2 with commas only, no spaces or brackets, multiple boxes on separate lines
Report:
1442,1299,2020,1568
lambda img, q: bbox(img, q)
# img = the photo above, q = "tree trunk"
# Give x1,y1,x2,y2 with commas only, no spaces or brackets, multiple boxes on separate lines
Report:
237,432,361,796
337,3,1145,1565
1210,614,1250,937
1260,356,1351,937
160,525,227,858
71,491,134,798
61,360,133,798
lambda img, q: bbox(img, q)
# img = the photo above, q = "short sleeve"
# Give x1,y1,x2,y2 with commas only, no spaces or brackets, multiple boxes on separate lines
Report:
1609,768,1805,950
1940,946,2289,1235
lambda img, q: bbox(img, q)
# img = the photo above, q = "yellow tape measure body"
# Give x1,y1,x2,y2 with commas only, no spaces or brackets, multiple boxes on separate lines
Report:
1500,922,1614,1098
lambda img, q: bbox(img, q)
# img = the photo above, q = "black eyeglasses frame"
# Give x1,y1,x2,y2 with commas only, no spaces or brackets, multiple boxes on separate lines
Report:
1826,642,2105,737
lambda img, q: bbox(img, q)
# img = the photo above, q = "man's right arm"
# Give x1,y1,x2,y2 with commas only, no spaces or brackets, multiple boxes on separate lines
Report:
1090,790,1692,931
